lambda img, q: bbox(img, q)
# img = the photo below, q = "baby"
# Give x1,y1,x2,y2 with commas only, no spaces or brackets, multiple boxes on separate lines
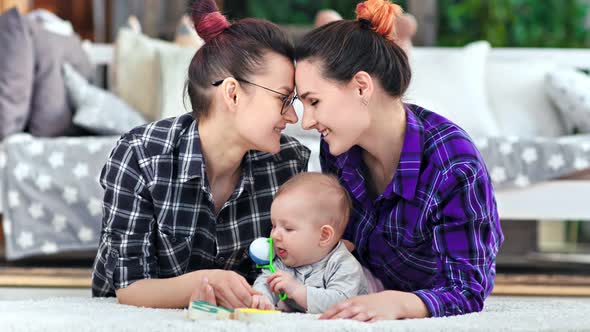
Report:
251,172,368,314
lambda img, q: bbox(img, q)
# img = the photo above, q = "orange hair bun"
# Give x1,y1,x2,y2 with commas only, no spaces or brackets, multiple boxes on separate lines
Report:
355,0,403,41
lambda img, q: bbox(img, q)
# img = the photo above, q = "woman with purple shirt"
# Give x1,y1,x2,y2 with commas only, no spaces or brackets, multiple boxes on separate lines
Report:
294,0,503,321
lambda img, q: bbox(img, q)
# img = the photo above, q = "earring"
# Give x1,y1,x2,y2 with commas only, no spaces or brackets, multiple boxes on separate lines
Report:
361,98,369,107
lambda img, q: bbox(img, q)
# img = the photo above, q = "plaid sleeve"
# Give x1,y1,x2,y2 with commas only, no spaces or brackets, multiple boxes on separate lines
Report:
414,161,502,317
92,134,157,297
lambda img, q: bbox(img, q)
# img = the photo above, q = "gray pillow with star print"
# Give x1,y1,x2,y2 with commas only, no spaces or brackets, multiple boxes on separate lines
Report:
545,69,590,134
63,63,147,135
473,135,590,190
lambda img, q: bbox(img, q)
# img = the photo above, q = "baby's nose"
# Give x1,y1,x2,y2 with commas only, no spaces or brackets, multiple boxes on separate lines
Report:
270,229,281,240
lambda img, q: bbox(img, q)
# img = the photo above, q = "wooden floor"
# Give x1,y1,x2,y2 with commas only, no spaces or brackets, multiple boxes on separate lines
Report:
1,268,590,296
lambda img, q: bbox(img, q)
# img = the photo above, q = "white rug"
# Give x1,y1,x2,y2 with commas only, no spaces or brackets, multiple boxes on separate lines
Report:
0,296,589,332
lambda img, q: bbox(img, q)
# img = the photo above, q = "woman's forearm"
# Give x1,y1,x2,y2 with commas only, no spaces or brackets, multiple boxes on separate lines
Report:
115,270,209,308
391,290,430,319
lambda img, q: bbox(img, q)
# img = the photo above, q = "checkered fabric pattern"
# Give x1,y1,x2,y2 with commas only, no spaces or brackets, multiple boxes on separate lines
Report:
92,114,309,297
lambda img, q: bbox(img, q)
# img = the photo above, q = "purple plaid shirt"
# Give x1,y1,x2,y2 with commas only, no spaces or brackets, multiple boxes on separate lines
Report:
320,104,503,317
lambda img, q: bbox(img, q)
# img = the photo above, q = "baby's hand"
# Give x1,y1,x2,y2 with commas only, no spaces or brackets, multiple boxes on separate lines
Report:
267,270,302,296
250,294,274,310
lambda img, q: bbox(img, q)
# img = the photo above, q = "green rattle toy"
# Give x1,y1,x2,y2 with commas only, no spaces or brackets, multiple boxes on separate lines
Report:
249,237,288,300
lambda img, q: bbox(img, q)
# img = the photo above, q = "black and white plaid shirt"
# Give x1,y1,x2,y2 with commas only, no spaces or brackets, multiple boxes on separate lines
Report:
92,114,310,297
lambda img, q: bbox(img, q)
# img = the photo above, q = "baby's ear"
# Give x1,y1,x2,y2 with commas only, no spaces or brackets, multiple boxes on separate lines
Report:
319,225,335,247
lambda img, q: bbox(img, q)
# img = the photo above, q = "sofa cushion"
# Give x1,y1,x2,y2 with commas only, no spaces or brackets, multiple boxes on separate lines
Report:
26,8,75,36
113,28,162,121
0,9,34,140
405,41,499,138
155,45,195,119
64,63,147,135
487,60,566,137
545,69,590,134
27,20,94,137
115,28,202,122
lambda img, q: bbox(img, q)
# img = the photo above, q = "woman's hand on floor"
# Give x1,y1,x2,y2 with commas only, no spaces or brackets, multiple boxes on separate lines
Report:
319,290,429,322
204,270,260,309
190,276,217,305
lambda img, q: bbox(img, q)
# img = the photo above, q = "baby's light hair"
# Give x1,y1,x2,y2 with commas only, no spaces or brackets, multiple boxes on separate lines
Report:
274,172,352,238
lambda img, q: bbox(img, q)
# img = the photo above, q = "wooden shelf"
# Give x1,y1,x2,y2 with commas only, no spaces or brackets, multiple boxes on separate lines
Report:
493,273,590,296
1,266,590,297
0,267,91,288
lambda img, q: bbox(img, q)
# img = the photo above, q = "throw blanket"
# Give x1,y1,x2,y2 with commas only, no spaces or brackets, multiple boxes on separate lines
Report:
474,134,590,189
0,134,118,260
2,133,590,259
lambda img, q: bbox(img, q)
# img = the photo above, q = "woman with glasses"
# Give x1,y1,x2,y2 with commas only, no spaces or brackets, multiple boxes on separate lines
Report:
293,0,503,321
92,0,307,309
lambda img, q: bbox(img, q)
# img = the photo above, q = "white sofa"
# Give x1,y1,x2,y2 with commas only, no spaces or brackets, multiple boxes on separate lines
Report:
2,44,590,223
407,45,590,221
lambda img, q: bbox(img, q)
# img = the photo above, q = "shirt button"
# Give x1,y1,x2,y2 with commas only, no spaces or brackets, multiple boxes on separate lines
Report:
216,256,226,265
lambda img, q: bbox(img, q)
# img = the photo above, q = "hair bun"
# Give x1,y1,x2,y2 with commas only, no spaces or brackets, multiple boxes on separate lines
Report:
192,0,231,43
355,0,403,41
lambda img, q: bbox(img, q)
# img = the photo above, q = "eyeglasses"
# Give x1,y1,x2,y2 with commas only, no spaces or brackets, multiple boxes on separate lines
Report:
212,78,297,115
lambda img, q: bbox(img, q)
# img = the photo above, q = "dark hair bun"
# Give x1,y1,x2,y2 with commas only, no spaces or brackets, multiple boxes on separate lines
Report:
192,0,231,43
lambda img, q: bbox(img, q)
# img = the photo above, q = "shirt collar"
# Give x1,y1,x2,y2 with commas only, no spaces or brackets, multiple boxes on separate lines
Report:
239,152,256,195
178,120,256,194
178,119,206,183
387,104,423,200
313,240,344,269
293,241,344,276
334,104,424,201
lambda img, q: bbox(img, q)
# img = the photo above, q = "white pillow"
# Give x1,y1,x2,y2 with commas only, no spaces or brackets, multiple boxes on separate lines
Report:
487,60,566,137
545,69,590,134
114,28,162,121
405,41,499,138
156,46,195,119
64,63,147,135
114,29,200,121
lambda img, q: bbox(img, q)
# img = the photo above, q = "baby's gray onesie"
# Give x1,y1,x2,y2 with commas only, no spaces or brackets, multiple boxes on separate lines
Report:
253,241,369,314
